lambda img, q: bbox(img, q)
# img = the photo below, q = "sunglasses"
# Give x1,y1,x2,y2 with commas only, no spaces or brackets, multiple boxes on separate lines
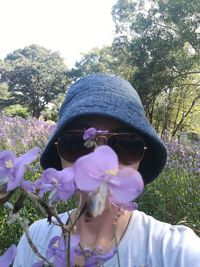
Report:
55,130,147,165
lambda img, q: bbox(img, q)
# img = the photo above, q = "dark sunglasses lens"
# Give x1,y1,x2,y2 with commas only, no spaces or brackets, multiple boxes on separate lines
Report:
57,132,93,162
108,134,144,164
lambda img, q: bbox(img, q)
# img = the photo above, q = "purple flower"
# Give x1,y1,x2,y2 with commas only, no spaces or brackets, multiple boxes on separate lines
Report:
0,114,55,155
46,235,80,267
83,127,109,141
46,236,66,267
69,234,81,265
83,127,97,140
35,167,75,203
0,147,40,191
32,261,43,267
21,179,35,192
0,244,17,267
83,128,109,149
74,145,144,204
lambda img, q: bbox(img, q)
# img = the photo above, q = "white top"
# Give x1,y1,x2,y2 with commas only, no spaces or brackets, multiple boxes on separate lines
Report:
13,210,200,267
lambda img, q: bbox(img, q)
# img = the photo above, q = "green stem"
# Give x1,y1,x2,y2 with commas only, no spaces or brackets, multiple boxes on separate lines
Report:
18,216,53,266
27,191,65,227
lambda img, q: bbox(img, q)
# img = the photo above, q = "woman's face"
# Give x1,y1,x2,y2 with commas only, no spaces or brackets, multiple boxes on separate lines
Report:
60,115,142,170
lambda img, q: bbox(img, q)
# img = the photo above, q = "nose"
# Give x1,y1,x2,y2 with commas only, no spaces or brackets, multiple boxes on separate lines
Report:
95,135,107,146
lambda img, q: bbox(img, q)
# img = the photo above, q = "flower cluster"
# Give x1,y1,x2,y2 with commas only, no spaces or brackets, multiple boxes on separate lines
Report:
0,114,55,154
0,127,144,266
21,145,143,212
33,235,80,267
166,139,200,175
0,147,40,192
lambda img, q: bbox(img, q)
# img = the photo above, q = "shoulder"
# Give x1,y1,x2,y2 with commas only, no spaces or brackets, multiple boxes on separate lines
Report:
134,210,200,247
132,210,173,237
13,212,69,267
162,224,200,266
132,210,200,267
29,212,68,235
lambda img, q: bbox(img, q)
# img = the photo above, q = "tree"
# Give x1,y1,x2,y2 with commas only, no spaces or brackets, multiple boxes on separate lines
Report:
0,82,10,109
112,0,200,135
0,45,70,118
67,45,134,82
152,75,200,136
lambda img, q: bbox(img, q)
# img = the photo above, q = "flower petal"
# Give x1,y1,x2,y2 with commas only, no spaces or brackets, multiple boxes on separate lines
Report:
32,261,44,267
21,180,35,192
74,154,102,191
71,234,80,247
109,196,138,211
17,147,40,165
109,167,144,203
83,127,97,140
0,151,16,178
6,177,22,191
93,145,119,171
57,189,74,201
74,145,119,191
0,244,17,267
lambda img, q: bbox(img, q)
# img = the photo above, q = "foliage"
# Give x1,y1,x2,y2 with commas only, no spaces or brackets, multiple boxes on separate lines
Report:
67,45,134,82
40,93,65,122
0,45,70,118
152,80,200,135
0,114,56,253
1,1,198,136
68,0,200,137
0,190,77,254
111,0,200,135
139,166,200,236
139,138,200,236
3,105,29,118
0,82,10,110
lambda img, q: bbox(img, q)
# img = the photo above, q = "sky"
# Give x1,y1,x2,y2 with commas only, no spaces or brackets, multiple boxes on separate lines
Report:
0,0,116,68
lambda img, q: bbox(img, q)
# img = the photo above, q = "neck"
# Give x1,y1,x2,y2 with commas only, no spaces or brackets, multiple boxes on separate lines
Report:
72,202,132,250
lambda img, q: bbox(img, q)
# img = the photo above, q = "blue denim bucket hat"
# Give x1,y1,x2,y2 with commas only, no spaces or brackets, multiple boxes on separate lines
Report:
40,74,167,185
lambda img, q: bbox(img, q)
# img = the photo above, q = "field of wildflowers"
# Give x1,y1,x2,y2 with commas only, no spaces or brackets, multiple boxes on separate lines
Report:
0,114,199,255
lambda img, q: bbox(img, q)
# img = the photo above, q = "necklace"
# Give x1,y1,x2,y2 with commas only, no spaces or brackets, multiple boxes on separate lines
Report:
75,243,117,267
71,207,126,266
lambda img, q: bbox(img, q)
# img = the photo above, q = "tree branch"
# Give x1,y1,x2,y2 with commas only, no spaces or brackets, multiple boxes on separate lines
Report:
171,95,200,136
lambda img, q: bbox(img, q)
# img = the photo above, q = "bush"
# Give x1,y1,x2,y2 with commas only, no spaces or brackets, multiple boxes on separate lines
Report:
0,189,77,254
3,105,30,119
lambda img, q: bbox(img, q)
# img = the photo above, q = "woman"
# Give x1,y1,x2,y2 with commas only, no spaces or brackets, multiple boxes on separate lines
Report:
13,74,200,267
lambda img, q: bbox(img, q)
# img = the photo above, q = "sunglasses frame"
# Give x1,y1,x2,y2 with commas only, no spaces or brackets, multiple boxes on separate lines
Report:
55,130,147,164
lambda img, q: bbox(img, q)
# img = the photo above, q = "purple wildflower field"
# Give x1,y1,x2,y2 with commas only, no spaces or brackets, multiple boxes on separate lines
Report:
166,139,200,176
139,134,200,235
0,114,55,154
1,114,199,175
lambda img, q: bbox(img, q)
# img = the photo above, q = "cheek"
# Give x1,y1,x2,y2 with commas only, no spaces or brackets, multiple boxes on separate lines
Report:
61,158,74,169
